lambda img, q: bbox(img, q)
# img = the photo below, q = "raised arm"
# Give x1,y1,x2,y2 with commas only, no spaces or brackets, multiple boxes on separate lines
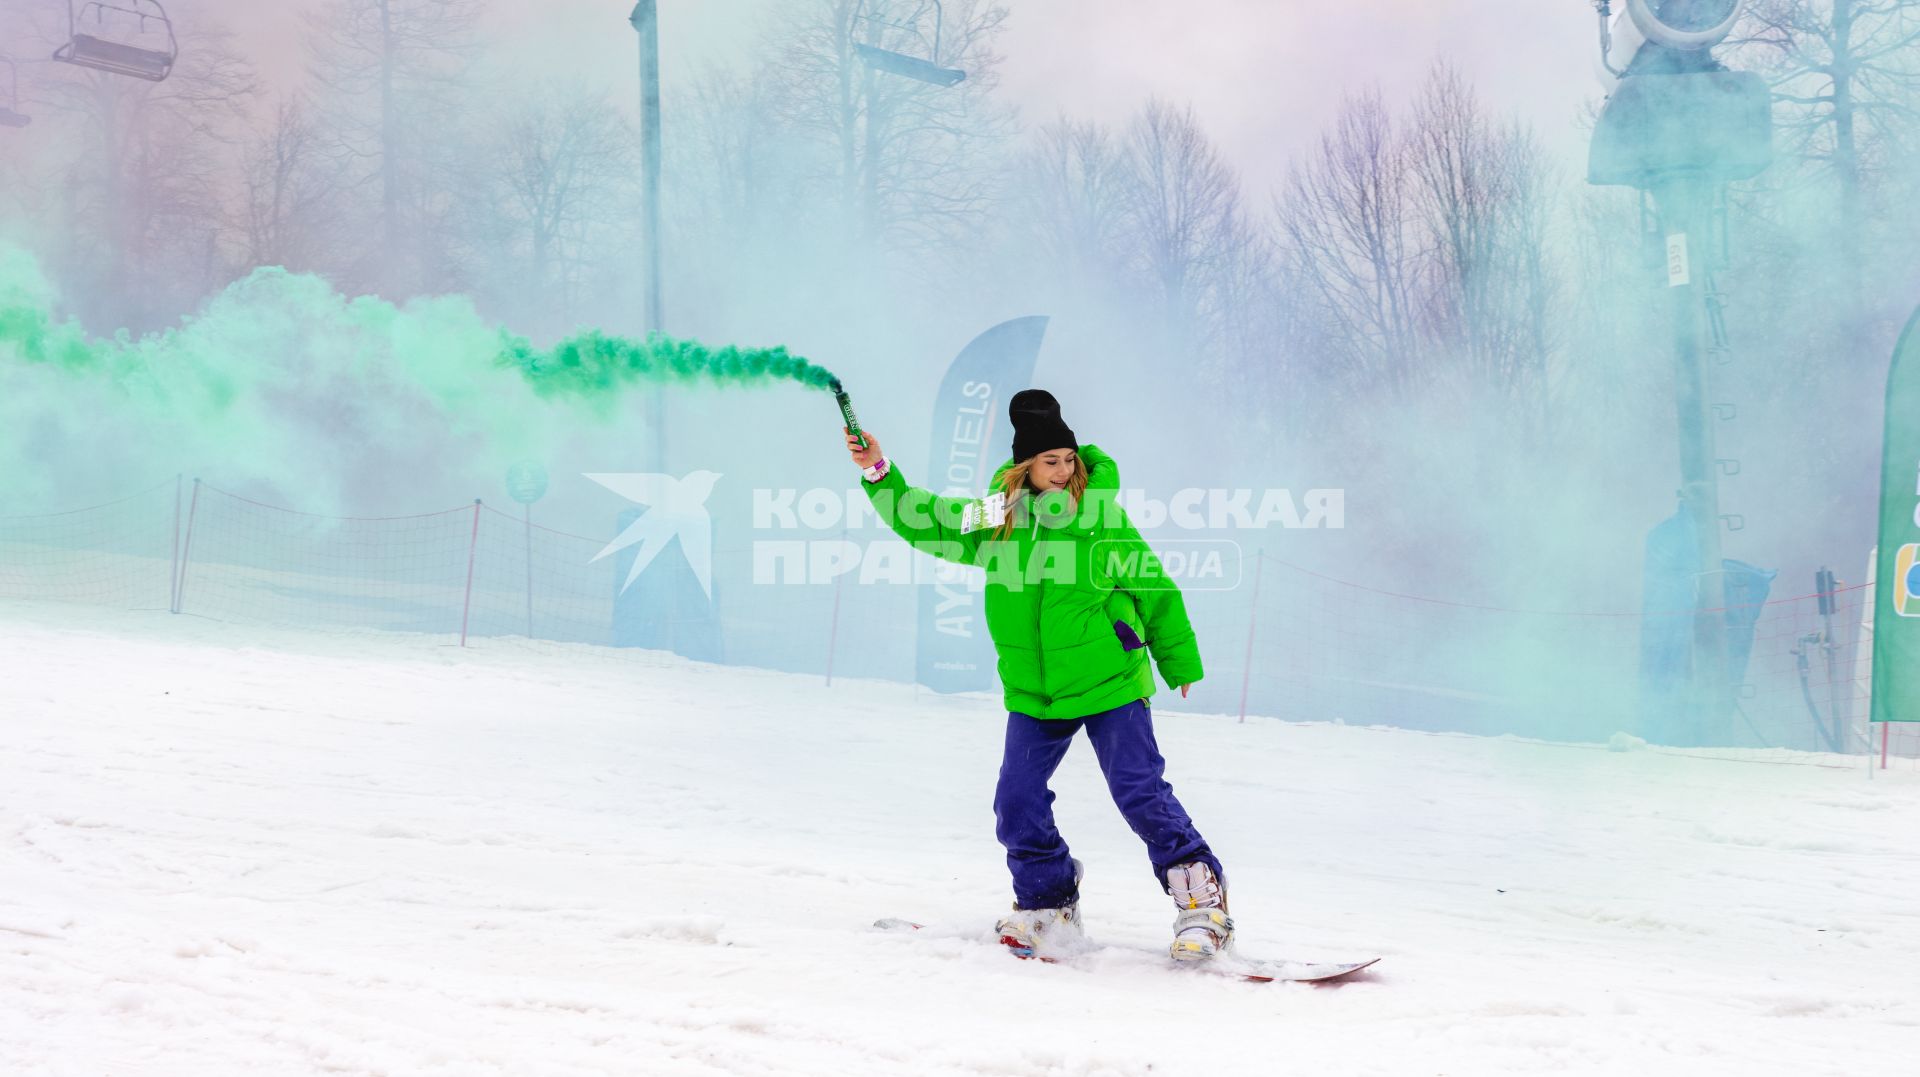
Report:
847,429,988,567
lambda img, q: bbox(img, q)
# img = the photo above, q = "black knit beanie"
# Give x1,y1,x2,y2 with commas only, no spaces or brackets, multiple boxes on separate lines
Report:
1009,389,1078,462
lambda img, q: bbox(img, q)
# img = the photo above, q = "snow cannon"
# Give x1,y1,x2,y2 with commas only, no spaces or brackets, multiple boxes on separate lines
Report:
832,378,868,451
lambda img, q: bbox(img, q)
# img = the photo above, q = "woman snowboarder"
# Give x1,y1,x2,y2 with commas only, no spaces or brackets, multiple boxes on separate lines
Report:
845,389,1230,961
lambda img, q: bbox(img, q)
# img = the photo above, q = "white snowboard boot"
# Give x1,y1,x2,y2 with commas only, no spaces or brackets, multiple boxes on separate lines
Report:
995,858,1086,959
1167,861,1233,961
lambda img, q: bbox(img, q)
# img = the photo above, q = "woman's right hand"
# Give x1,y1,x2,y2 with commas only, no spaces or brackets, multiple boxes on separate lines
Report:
846,428,883,469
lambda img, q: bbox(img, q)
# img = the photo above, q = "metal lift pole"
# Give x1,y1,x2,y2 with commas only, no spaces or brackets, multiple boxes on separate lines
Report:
629,0,668,475
1654,173,1733,745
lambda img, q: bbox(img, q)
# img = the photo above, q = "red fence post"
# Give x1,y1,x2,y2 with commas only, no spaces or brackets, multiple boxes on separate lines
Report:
1238,548,1264,724
460,499,481,647
825,524,847,685
173,478,201,615
169,474,182,613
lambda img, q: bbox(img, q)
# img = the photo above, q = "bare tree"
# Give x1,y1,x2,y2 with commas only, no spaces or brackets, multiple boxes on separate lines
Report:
1120,99,1256,347
1407,64,1562,438
236,97,348,274
305,0,484,296
1501,126,1562,444
1736,1,1920,270
761,0,1014,259
1014,116,1134,295
671,67,812,256
646,65,837,334
23,0,257,329
1202,217,1302,424
1409,65,1502,376
475,87,638,335
1276,88,1422,398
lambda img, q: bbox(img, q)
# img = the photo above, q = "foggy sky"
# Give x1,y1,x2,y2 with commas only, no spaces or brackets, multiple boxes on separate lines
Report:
212,0,1604,197
993,1,1601,191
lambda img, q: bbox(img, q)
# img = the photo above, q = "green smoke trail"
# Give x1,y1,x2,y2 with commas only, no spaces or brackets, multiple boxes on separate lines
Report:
0,247,839,398
500,328,839,400
0,244,845,509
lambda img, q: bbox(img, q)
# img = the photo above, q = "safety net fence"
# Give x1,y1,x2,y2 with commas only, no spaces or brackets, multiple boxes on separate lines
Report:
1,479,1909,771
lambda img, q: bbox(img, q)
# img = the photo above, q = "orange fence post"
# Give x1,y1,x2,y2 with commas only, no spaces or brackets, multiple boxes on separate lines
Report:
825,524,848,686
460,500,481,647
173,478,200,615
169,474,182,613
1238,548,1264,724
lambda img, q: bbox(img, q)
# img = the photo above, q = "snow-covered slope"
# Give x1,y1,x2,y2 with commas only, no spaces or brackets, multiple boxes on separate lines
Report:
3,601,1917,1076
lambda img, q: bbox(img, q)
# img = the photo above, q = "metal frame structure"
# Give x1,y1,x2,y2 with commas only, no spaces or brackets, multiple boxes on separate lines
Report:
853,0,965,87
0,57,30,128
53,0,178,83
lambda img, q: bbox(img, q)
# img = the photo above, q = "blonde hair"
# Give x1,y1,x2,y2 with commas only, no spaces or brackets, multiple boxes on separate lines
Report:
991,454,1089,540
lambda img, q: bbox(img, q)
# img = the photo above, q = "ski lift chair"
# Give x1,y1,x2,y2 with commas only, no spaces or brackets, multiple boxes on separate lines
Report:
0,58,29,128
853,0,966,87
53,1,177,83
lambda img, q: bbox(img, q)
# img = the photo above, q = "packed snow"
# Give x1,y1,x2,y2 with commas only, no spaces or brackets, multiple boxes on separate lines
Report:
4,600,1918,1076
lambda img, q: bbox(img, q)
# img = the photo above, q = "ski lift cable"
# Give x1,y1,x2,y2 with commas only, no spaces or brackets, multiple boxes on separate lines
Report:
52,0,178,83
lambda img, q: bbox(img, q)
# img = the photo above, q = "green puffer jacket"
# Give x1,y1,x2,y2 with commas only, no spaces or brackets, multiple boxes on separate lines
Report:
861,443,1204,719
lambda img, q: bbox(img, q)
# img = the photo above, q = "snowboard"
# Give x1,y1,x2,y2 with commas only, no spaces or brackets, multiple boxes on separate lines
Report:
872,918,1379,984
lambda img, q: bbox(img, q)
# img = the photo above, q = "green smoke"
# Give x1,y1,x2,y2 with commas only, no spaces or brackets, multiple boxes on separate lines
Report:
0,247,103,372
0,243,841,509
500,328,839,404
0,246,838,398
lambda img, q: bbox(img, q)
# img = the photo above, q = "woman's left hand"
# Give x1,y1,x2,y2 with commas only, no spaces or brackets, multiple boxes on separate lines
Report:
1178,684,1189,698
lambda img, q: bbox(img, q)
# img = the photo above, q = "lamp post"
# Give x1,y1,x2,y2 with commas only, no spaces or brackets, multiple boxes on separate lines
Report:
629,1,667,475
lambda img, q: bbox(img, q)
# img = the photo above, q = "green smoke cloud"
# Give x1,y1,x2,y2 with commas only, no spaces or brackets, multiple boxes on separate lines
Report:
1,246,838,397
0,247,100,372
0,244,841,509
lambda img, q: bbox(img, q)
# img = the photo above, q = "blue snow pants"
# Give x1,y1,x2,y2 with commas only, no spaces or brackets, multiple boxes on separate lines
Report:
993,696,1225,910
